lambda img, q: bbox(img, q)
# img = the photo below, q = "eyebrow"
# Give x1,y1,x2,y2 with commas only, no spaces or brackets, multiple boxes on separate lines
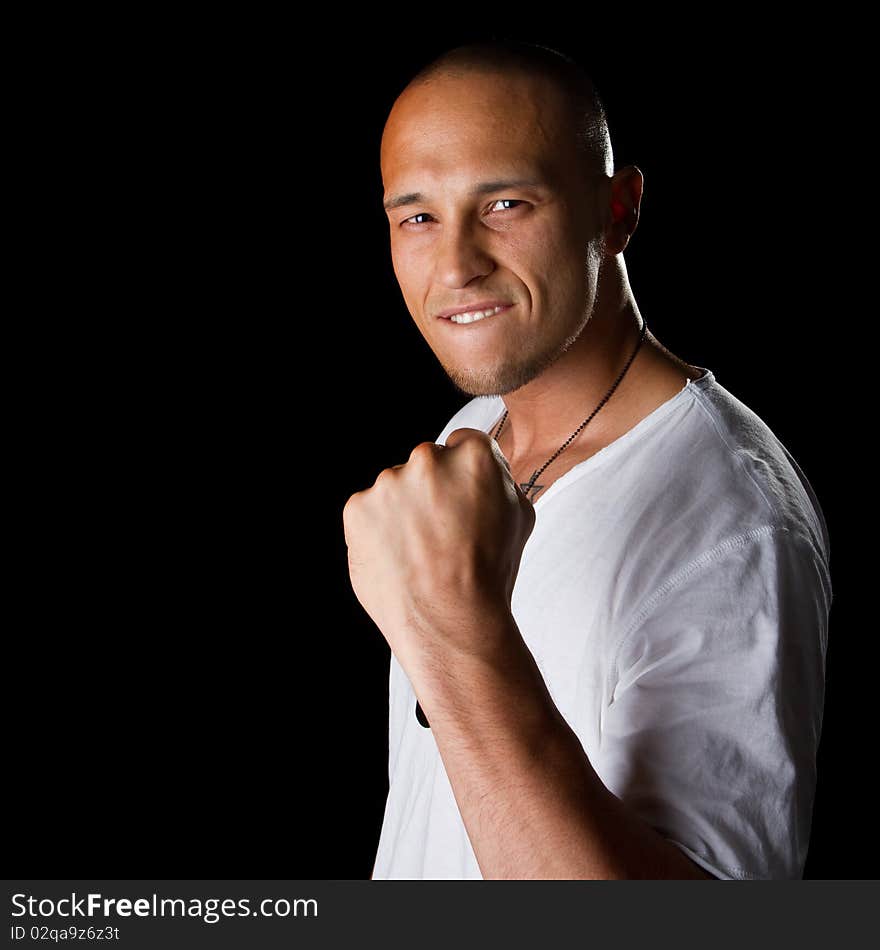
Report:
382,178,546,213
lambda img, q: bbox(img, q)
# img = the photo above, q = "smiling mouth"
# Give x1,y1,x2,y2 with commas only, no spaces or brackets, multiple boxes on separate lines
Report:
442,304,513,325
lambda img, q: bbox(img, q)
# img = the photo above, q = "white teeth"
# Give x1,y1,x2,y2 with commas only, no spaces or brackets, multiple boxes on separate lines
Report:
449,305,505,324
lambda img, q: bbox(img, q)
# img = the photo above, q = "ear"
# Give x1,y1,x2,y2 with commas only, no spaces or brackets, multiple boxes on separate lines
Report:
604,164,644,255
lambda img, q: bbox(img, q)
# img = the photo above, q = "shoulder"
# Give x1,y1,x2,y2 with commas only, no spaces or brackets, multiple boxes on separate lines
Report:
606,372,832,628
683,374,830,563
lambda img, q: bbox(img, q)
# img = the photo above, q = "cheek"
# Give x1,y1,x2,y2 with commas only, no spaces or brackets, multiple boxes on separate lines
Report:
391,234,430,279
390,241,419,292
500,222,580,305
529,233,593,321
504,217,578,277
390,244,431,320
544,215,588,264
537,216,594,285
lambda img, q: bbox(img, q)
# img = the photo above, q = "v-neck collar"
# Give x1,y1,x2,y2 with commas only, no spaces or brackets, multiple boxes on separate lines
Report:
482,367,715,511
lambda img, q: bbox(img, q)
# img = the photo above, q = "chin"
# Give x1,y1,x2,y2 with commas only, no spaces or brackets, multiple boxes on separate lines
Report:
436,361,494,397
441,361,536,398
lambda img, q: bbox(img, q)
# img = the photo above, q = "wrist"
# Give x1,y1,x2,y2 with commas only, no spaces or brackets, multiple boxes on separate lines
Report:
413,609,556,752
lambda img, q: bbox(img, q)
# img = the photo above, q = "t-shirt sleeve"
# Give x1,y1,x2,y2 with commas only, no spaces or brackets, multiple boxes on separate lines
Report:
593,524,831,880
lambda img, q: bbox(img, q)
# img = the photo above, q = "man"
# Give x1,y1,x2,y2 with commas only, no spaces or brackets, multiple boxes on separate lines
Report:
343,39,832,879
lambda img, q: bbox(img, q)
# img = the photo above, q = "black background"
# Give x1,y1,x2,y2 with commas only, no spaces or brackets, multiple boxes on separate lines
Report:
10,16,865,880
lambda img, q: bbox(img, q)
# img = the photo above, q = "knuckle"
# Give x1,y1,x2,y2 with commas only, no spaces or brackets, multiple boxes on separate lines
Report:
342,492,360,530
463,437,492,468
466,436,490,458
375,466,396,486
409,441,438,462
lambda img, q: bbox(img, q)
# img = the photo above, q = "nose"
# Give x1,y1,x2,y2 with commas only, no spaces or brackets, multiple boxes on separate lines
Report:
434,220,495,288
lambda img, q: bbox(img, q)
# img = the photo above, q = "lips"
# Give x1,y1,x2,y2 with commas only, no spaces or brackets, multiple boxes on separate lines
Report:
436,300,513,320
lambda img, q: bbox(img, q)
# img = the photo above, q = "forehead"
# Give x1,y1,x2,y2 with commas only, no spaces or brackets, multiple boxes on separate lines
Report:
380,71,572,189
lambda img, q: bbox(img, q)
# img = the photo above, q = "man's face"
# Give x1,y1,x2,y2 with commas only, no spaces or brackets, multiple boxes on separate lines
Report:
380,70,607,397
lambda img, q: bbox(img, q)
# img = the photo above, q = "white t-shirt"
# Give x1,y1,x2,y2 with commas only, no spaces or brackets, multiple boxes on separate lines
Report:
371,367,833,880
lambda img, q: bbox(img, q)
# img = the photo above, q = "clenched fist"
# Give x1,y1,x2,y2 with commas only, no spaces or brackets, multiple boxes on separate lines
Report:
342,427,536,685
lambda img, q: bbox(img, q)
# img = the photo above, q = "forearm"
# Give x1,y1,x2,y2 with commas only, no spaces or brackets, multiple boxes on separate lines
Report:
415,608,713,880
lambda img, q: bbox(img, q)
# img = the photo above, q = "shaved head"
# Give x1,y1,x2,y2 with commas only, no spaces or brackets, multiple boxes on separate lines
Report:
388,38,613,183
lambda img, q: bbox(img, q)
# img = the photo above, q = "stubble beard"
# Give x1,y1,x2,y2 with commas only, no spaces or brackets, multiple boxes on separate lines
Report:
439,315,590,397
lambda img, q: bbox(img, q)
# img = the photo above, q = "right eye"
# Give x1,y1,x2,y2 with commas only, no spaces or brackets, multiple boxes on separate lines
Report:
401,212,433,227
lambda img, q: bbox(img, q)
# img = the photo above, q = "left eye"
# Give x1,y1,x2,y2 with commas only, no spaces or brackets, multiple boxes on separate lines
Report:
490,199,524,212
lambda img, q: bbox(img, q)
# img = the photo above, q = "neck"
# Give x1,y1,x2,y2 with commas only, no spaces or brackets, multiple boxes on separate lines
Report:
495,276,651,460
